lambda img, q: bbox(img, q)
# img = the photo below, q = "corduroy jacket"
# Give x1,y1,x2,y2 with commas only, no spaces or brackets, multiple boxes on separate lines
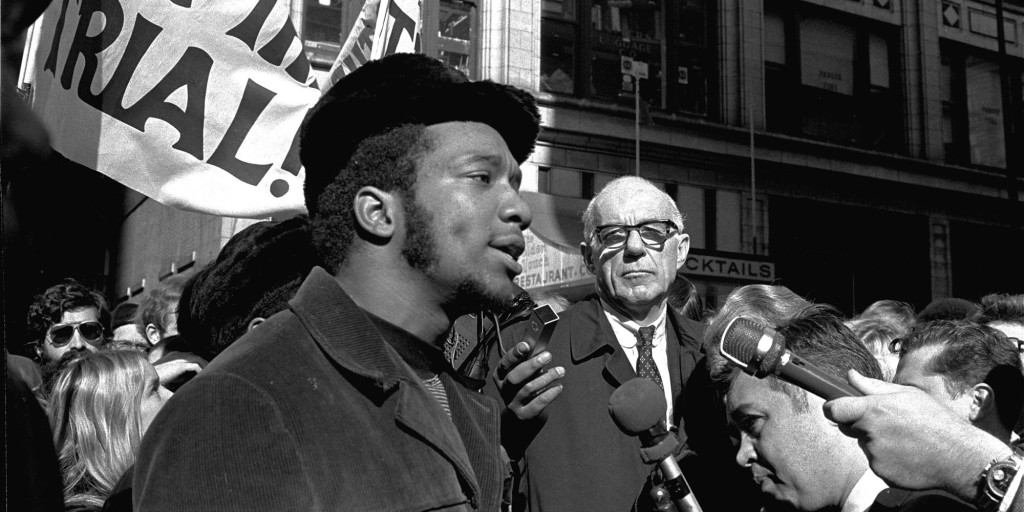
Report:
134,267,505,511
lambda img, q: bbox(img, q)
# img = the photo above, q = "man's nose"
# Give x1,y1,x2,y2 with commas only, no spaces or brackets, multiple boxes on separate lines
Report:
735,433,756,468
68,330,87,349
624,229,646,255
502,189,532,230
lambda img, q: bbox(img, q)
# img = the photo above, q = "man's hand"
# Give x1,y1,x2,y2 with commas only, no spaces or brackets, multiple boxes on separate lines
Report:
154,359,202,386
823,369,1011,500
493,341,564,420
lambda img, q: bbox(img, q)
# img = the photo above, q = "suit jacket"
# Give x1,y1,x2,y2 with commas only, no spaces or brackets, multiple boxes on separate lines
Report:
511,296,705,512
868,488,976,512
133,267,505,511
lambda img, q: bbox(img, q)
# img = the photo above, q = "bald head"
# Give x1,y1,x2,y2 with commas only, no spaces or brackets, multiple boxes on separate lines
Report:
582,177,684,242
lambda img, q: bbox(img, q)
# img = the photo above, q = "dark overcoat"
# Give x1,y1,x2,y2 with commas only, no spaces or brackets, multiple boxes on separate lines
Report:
513,296,705,512
133,267,506,512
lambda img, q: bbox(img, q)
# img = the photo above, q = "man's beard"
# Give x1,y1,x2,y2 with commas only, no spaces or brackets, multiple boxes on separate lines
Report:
400,195,514,314
40,348,91,394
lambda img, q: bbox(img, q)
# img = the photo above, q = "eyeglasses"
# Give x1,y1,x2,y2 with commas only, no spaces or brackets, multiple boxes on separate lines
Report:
1010,337,1024,354
887,338,902,355
594,220,678,249
46,321,105,347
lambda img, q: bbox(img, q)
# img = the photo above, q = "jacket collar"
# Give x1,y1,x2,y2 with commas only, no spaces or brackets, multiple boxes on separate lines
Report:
288,267,415,393
568,295,706,387
287,267,485,504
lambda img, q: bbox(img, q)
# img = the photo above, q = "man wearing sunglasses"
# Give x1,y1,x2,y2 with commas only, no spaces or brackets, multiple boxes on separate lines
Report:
503,176,739,512
26,278,109,388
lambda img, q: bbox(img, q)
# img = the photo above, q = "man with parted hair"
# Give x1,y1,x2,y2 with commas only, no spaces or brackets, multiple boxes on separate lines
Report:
134,54,558,511
894,320,1023,443
708,293,973,512
979,293,1024,363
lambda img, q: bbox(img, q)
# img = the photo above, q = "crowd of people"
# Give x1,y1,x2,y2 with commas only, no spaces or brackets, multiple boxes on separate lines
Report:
6,31,1024,512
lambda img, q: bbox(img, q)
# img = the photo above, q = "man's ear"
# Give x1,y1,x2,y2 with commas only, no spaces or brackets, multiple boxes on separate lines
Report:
675,233,691,272
580,241,596,274
145,324,162,345
353,186,399,238
968,383,994,423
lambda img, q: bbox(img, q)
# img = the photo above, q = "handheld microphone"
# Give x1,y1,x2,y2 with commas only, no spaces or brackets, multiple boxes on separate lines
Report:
609,378,703,512
718,317,862,400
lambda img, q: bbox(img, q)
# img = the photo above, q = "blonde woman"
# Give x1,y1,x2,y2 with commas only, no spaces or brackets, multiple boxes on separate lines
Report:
48,350,173,511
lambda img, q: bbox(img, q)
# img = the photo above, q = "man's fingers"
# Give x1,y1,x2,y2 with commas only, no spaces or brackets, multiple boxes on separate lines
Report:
505,352,553,386
518,384,564,418
517,366,564,397
822,395,867,425
845,369,903,395
495,342,532,381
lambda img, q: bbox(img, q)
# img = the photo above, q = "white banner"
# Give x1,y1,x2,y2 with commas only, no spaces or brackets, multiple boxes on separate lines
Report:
29,0,321,217
322,0,420,92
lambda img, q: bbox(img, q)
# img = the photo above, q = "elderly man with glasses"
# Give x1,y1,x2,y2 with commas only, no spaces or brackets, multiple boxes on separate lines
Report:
500,176,753,512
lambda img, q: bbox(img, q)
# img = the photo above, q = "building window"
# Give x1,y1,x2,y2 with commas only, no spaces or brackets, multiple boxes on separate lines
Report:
540,0,715,118
300,0,479,77
764,3,902,153
941,42,1023,169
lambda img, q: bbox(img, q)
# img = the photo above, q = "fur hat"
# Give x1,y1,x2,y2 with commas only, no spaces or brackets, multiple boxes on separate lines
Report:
300,53,541,215
110,302,139,330
178,215,316,361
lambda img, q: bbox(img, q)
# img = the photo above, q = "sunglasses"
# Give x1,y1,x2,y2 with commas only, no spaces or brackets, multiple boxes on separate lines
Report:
46,321,105,347
594,220,679,250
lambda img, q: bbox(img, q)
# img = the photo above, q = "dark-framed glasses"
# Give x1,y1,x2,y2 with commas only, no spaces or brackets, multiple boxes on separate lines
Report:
594,220,678,249
46,321,105,347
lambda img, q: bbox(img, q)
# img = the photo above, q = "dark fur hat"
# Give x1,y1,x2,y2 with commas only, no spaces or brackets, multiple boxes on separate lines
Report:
178,215,316,361
300,53,541,216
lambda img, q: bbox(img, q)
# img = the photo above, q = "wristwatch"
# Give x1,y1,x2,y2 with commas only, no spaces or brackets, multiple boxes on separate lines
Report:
978,446,1024,512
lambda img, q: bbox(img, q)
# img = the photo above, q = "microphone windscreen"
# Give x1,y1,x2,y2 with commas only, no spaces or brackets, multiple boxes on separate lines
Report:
608,377,666,435
720,317,770,367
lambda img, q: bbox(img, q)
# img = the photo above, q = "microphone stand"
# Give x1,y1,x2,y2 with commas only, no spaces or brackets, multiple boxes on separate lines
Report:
638,421,703,512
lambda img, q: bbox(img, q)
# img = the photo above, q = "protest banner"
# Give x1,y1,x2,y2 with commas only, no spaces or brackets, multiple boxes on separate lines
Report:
321,0,420,92
26,0,422,217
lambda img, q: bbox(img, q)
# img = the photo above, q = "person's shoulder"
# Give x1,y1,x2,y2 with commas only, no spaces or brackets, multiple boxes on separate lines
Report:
870,488,975,512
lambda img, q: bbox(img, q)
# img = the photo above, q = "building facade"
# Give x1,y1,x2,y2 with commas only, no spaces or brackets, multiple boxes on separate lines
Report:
106,0,1024,315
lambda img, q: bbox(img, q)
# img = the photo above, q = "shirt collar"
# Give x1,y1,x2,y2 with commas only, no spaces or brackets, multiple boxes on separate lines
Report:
600,300,667,349
842,470,888,512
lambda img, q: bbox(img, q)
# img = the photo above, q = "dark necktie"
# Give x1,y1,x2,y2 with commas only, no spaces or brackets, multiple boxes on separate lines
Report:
636,325,663,391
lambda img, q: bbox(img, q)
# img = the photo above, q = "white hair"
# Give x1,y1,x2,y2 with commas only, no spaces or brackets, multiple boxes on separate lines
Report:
581,176,685,242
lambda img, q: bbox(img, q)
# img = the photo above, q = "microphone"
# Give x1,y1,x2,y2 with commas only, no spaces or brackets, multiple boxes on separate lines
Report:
609,378,703,512
718,317,862,400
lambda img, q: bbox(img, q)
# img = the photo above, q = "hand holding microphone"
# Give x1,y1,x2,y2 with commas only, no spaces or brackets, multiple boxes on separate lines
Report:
718,317,862,400
609,378,703,512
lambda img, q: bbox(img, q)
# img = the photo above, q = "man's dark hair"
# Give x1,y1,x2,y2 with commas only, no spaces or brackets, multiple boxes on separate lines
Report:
26,278,109,346
899,320,1024,431
137,274,188,337
978,293,1024,325
710,304,883,411
917,297,981,323
179,215,318,361
310,125,432,272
